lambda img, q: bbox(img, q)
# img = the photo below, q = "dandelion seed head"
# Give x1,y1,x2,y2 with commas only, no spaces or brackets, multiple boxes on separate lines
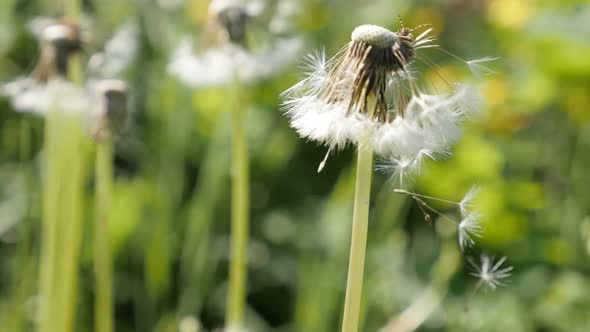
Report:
168,0,301,87
351,24,400,48
468,255,513,291
38,21,82,56
91,79,129,141
282,22,483,179
213,2,250,44
29,20,84,80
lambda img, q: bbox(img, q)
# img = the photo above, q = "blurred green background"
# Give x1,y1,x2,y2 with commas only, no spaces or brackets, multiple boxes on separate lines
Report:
1,0,590,331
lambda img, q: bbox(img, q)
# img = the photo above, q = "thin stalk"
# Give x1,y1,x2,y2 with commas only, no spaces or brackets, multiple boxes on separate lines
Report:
64,0,81,21
55,2,85,328
226,80,250,329
94,141,114,332
56,121,85,332
39,109,64,332
341,142,373,332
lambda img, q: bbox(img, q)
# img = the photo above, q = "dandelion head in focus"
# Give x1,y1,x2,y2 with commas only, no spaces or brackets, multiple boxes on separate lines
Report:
91,79,129,141
282,23,479,174
468,255,513,291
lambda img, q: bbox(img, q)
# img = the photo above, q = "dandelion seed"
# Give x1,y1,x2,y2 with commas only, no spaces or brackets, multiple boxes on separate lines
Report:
466,57,499,78
459,185,480,216
468,255,513,291
317,147,332,173
282,24,478,181
458,212,483,249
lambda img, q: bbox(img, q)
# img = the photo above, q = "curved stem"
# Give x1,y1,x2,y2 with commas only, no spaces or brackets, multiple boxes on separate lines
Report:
341,142,373,332
226,81,250,329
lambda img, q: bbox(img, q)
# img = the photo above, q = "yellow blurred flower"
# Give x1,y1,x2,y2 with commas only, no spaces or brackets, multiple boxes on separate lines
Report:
488,0,534,29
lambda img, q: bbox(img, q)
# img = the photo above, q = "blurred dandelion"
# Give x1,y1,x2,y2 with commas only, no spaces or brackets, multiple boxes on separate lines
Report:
1,19,136,137
468,255,513,291
29,13,89,332
28,17,86,80
1,19,86,115
167,0,302,87
91,79,130,141
0,16,137,332
0,17,137,128
167,1,303,330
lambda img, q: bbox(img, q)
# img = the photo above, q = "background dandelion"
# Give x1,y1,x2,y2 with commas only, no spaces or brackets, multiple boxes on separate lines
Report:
0,0,589,332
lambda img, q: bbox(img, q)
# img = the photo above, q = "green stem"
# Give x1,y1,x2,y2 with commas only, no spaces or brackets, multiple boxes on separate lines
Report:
39,110,63,332
64,0,81,21
95,141,114,332
226,84,249,329
38,2,86,329
57,121,85,332
341,142,373,332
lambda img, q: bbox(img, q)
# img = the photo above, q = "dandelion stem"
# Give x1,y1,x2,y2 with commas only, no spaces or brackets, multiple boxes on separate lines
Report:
342,142,373,332
226,80,250,329
57,120,86,332
39,3,87,330
65,0,82,21
94,141,114,332
39,108,62,332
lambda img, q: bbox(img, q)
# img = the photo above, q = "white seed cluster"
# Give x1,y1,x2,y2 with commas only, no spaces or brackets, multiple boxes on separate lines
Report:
282,24,480,180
